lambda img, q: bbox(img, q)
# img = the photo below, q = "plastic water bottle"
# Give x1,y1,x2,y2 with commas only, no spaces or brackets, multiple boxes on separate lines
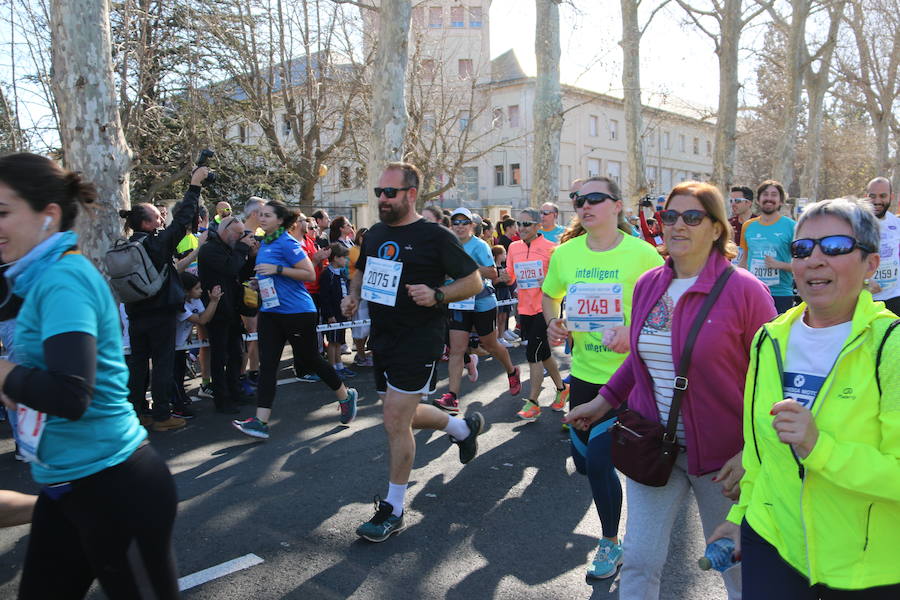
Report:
698,538,738,572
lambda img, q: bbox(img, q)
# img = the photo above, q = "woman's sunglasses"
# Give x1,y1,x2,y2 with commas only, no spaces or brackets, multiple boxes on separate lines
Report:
659,209,709,227
790,235,876,259
574,192,617,208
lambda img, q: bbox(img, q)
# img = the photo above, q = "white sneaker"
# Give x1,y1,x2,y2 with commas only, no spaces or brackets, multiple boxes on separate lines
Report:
498,337,513,348
502,330,519,342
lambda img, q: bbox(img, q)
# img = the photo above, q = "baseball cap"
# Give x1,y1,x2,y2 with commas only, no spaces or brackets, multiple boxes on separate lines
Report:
450,207,473,220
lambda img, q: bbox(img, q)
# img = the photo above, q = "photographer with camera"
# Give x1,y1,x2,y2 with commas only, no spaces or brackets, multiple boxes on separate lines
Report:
198,213,257,414
119,166,210,432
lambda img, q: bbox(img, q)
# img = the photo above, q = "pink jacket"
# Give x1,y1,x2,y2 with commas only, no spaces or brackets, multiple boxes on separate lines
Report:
600,251,776,475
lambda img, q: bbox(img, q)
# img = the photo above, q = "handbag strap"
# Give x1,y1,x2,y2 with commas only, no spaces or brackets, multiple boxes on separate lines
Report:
663,266,735,446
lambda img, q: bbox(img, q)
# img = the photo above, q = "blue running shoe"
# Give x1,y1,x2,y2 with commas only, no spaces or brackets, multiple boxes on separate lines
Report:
298,373,321,383
339,388,358,425
586,538,623,579
356,497,405,542
338,367,357,380
231,416,269,440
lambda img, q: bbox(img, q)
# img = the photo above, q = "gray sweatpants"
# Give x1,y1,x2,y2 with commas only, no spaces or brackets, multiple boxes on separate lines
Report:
620,453,742,600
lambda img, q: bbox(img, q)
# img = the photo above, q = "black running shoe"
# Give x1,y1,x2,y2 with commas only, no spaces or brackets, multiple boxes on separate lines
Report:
452,411,484,465
356,497,405,542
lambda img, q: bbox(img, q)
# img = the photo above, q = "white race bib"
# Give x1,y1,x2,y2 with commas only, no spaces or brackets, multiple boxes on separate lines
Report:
750,258,779,287
258,276,280,309
874,241,899,292
448,296,476,310
565,283,624,332
15,405,47,464
361,257,403,307
514,260,544,289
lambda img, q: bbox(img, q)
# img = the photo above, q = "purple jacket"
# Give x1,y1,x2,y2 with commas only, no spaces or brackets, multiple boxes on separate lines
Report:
600,251,776,476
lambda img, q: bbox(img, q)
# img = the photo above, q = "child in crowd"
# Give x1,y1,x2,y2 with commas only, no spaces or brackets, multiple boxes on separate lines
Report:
492,244,519,346
319,243,355,380
173,272,222,418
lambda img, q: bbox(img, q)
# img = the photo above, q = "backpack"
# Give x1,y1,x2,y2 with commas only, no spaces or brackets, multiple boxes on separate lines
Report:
105,236,169,303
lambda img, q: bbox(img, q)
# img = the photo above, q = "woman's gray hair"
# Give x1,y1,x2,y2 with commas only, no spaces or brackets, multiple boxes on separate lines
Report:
795,196,880,254
519,207,541,222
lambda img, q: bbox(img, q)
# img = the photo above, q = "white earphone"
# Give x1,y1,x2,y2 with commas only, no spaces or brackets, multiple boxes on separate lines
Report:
41,216,51,232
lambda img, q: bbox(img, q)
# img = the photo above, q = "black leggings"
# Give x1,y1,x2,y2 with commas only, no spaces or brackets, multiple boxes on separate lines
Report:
257,311,341,409
741,519,900,599
19,444,179,599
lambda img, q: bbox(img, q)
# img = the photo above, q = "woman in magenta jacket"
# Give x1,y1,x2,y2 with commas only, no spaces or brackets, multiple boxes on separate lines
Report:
567,181,775,599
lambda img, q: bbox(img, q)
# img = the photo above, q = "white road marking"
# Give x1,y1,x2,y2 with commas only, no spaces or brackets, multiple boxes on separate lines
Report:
178,553,264,591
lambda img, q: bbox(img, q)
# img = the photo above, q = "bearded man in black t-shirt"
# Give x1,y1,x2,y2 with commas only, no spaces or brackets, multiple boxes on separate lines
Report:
342,162,486,543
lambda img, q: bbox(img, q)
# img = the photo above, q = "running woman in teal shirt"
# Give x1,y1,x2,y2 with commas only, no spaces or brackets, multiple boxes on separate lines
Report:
739,180,796,313
0,153,180,599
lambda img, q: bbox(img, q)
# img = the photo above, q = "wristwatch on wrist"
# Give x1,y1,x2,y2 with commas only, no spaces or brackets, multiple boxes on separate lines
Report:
433,288,445,304
277,265,284,275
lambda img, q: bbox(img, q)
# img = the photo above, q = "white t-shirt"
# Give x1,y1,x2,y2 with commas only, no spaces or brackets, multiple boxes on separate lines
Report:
783,316,852,410
637,275,698,445
873,212,900,301
176,298,205,348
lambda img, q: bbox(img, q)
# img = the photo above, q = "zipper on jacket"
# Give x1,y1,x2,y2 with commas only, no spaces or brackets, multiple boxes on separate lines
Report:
863,503,873,550
763,334,805,479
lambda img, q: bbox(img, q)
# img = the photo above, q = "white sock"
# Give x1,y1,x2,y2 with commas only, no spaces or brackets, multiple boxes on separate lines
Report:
443,416,470,441
385,482,407,516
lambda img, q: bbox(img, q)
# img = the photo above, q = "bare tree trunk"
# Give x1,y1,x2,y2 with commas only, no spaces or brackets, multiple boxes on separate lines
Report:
50,0,132,268
771,0,809,186
800,0,844,201
366,0,411,226
621,0,647,201
710,0,742,194
532,0,562,207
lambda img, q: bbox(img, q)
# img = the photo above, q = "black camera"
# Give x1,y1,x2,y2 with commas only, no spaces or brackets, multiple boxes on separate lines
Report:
195,149,217,186
640,195,654,208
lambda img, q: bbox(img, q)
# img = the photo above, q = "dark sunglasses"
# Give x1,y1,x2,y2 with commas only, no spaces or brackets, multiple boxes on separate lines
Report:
373,186,413,199
517,220,536,227
790,235,876,259
574,192,617,208
540,210,555,215
660,209,710,226
568,191,578,199
451,219,472,226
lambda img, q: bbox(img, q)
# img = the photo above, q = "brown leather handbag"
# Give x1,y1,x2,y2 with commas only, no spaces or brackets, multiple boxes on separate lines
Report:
611,266,734,487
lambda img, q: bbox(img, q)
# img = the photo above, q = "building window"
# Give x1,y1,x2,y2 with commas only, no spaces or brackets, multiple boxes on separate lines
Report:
428,6,442,28
355,166,365,188
340,166,351,188
647,131,656,147
508,104,520,128
423,112,435,133
679,134,686,152
450,6,464,27
609,119,619,141
663,131,670,151
589,115,598,137
645,166,657,187
458,110,470,132
461,166,478,201
421,59,436,80
412,6,424,28
458,58,473,78
706,140,712,156
510,163,521,186
282,114,291,137
677,170,688,182
494,164,504,186
587,158,601,177
492,107,504,128
469,6,483,27
661,168,673,192
693,137,699,155
607,160,621,184
238,123,247,144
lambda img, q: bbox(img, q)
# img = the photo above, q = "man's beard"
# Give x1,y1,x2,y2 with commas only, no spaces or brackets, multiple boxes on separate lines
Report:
760,203,779,215
379,201,410,224
873,204,888,219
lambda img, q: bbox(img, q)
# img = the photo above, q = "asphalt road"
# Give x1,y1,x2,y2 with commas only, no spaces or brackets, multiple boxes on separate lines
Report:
0,345,732,599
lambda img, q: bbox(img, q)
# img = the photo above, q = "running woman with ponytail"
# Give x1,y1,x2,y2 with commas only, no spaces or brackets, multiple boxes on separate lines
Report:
231,200,357,439
542,176,664,579
0,153,180,599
